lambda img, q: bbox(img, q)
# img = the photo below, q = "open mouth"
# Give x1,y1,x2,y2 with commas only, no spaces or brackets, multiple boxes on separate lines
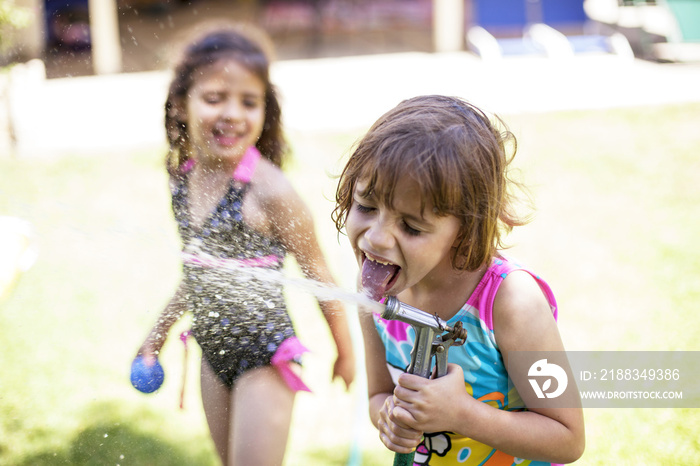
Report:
213,128,242,146
360,253,400,302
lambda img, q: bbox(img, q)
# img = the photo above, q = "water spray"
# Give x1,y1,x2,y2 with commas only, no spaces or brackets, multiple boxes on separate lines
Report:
181,250,385,313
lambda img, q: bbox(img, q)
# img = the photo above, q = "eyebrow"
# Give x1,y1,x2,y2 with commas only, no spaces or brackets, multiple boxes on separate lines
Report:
242,90,264,98
401,210,429,224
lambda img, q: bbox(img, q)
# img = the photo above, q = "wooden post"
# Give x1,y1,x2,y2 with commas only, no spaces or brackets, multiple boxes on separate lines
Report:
88,0,122,74
433,0,465,52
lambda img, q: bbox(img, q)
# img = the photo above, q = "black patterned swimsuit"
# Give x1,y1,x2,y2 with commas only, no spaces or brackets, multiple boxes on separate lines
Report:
171,148,296,387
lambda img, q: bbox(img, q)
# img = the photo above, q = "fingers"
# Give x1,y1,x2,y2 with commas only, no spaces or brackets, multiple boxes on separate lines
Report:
393,379,425,420
379,415,423,452
378,397,423,453
391,404,419,428
379,364,469,448
136,343,156,363
396,364,463,390
141,349,157,367
379,429,422,454
446,362,464,377
396,372,427,390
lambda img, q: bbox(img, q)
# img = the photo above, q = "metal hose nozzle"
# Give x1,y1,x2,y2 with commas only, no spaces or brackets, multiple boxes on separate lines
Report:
382,296,449,332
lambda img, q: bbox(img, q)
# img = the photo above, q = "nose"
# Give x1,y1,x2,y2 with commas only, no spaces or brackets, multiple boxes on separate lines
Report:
221,99,243,121
364,216,395,252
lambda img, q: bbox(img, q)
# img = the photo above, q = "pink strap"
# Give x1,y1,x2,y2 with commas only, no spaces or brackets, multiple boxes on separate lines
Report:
466,258,558,331
232,146,261,183
178,146,261,181
271,337,312,393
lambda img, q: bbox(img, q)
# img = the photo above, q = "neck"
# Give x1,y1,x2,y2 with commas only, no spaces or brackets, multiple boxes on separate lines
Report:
401,266,486,321
188,149,245,174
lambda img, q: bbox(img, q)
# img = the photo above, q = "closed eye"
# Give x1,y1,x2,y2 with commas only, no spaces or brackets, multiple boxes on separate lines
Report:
354,202,375,214
402,221,422,236
243,97,262,109
203,93,224,104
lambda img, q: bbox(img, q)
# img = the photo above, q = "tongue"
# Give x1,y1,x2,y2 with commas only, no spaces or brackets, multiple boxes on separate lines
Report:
361,260,399,302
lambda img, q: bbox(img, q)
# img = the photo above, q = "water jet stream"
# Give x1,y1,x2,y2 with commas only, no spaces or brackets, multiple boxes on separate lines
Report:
181,250,385,314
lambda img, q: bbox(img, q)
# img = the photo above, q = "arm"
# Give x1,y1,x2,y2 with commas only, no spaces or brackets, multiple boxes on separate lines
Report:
137,280,188,362
267,174,356,388
360,309,423,453
391,271,585,463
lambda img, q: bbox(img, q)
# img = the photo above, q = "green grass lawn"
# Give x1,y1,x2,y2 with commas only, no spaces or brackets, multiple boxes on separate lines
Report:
1,102,699,465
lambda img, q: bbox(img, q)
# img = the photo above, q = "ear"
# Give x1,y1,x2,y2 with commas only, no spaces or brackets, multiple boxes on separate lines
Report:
452,226,467,249
166,97,189,145
167,97,186,121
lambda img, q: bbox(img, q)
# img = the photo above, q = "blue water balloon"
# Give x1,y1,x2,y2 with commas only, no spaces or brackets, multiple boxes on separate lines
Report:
130,355,164,393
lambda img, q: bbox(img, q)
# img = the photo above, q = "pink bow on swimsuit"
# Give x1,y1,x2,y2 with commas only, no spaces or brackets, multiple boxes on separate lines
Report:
271,337,312,393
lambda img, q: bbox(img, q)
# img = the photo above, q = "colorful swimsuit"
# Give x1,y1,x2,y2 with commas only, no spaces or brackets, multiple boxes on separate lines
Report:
374,256,559,466
171,147,307,390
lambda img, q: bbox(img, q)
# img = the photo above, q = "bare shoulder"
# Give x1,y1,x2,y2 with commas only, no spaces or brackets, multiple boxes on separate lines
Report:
251,158,297,199
494,270,551,318
493,269,560,352
249,158,317,241
251,158,311,215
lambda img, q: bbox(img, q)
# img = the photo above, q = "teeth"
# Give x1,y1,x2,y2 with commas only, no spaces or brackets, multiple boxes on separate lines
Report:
366,255,394,266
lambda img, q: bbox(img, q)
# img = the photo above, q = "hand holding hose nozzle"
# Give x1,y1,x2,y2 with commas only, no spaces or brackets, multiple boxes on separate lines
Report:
381,296,468,465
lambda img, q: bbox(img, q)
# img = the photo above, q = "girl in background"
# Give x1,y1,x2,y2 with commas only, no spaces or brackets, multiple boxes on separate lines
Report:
333,95,584,465
137,24,355,465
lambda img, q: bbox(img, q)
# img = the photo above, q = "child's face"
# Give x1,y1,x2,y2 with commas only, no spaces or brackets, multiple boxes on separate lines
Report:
186,58,266,162
346,176,462,300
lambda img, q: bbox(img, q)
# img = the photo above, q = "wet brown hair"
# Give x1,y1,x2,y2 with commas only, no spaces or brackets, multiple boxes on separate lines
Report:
333,95,530,271
164,24,287,176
